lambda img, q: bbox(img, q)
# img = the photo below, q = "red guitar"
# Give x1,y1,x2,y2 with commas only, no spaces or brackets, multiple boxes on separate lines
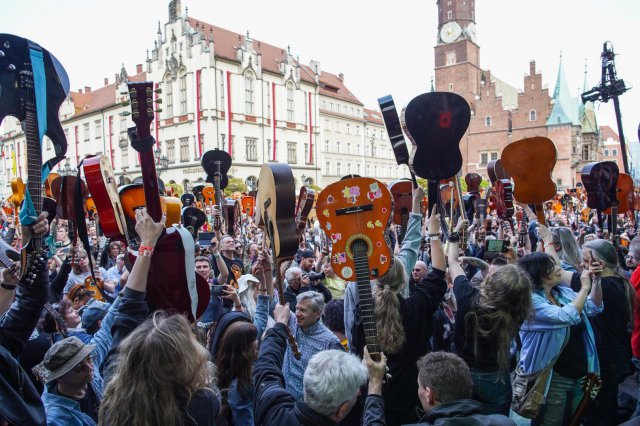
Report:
83,155,128,240
125,81,209,322
389,179,413,244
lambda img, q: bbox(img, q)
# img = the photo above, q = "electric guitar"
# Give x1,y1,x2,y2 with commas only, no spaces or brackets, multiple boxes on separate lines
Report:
317,176,393,362
125,81,209,322
378,95,418,187
0,34,70,280
258,163,301,359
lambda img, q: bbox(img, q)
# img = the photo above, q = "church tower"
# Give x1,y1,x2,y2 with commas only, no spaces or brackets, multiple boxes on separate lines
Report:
434,0,481,110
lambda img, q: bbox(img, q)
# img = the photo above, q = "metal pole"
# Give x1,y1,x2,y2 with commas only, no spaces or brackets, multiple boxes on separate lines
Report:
612,95,629,174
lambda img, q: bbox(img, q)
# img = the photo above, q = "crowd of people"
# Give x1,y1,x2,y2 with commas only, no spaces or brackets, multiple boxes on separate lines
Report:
1,184,640,426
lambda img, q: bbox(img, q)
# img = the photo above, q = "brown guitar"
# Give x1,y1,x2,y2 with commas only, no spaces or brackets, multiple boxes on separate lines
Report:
604,172,633,215
388,179,413,244
568,372,601,426
258,163,301,359
501,137,558,225
317,177,393,361
295,186,315,243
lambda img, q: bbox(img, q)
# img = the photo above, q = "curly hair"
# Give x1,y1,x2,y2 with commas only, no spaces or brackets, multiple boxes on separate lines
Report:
215,321,257,397
373,258,406,354
465,265,532,376
99,311,215,425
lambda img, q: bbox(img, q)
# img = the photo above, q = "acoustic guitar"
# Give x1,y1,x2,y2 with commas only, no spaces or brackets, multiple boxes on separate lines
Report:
295,186,316,243
604,172,633,215
241,195,255,217
258,163,301,359
581,161,619,238
317,176,393,361
388,179,413,244
0,33,70,280
201,149,232,232
124,81,209,322
83,155,128,240
181,206,207,239
501,137,557,225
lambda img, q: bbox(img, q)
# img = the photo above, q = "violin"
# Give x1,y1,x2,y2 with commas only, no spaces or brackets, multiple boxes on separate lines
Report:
501,137,557,225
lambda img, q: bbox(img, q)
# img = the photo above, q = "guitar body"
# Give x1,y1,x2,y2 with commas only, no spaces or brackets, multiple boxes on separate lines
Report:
119,184,181,227
202,187,216,205
501,137,557,223
389,179,413,226
181,206,207,237
202,150,232,189
494,179,515,220
295,187,316,241
580,162,619,211
9,177,25,208
317,177,393,280
124,81,209,321
487,159,510,186
224,199,241,236
258,164,299,258
84,276,106,302
44,172,60,198
83,155,128,239
605,172,632,214
465,173,482,195
241,195,255,217
180,193,195,208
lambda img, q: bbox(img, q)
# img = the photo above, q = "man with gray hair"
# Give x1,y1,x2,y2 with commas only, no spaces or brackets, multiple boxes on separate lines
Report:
279,291,343,401
254,303,387,425
284,265,332,313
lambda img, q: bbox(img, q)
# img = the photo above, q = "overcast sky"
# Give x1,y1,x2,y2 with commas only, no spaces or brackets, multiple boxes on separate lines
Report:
2,0,638,147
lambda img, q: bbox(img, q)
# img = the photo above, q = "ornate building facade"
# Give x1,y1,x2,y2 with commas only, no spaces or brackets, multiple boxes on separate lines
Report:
0,0,404,196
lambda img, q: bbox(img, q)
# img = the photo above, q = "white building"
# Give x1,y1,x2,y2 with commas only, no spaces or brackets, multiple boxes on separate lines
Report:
0,0,405,196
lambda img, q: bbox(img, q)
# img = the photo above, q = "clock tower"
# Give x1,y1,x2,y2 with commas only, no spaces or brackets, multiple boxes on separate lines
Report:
434,0,481,110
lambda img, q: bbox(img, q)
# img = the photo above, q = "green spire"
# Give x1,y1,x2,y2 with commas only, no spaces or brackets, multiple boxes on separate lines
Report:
546,52,580,126
580,60,599,134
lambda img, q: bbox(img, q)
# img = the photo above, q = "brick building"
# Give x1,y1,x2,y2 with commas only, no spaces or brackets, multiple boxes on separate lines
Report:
434,0,604,189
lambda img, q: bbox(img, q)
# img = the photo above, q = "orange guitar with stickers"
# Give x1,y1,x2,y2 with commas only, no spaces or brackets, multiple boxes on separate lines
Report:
317,176,393,361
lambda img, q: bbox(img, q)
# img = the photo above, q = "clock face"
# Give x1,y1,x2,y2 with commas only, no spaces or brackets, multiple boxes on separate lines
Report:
440,21,462,44
465,23,477,42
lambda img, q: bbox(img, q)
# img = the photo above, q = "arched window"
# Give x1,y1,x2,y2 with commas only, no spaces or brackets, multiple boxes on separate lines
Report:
529,109,537,121
165,79,173,117
244,71,255,115
485,116,492,126
286,82,295,122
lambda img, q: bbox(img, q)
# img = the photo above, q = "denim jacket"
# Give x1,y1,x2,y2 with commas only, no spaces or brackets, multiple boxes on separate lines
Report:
518,285,602,376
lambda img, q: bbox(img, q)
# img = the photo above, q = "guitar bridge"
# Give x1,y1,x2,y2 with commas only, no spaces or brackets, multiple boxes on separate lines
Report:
336,204,373,216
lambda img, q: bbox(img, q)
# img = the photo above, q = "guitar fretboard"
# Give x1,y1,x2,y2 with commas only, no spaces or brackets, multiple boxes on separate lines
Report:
353,247,380,358
25,108,43,249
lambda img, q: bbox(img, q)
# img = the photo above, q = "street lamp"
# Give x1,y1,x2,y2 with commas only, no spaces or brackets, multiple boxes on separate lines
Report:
154,148,169,176
301,174,307,188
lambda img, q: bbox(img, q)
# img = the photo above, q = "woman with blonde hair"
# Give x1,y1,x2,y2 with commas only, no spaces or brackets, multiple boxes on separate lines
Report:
99,208,219,425
551,226,583,272
344,195,446,426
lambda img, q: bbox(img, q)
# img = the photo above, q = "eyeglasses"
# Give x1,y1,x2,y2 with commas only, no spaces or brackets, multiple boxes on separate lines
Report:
70,355,93,373
289,276,302,282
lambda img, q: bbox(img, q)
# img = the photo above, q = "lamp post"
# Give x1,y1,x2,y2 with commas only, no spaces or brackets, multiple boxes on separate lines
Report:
301,173,307,188
154,148,169,176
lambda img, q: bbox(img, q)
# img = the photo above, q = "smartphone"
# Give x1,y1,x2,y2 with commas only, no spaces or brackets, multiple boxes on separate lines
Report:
211,285,225,297
485,239,507,253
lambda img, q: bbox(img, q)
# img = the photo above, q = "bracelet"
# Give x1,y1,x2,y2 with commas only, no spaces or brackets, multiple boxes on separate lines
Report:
213,253,221,259
138,245,154,257
429,235,440,241
428,233,439,238
0,283,17,290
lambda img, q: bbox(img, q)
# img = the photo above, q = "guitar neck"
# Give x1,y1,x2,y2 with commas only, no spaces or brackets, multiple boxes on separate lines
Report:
353,252,380,359
139,149,163,223
25,109,43,247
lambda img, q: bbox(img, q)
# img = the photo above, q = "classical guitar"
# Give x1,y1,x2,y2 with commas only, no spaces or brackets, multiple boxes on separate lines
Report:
581,161,619,238
378,95,418,187
258,163,301,359
0,34,70,280
241,195,255,217
125,81,209,322
501,137,557,225
83,155,128,240
201,149,232,233
388,179,413,244
317,176,393,361
119,184,181,229
402,92,469,214
295,186,316,243
181,206,207,239
568,372,601,426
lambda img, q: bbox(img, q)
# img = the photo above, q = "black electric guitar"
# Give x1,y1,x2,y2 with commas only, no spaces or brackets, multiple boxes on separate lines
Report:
0,34,70,280
201,149,232,232
581,161,619,239
401,92,470,233
378,95,418,188
258,163,301,359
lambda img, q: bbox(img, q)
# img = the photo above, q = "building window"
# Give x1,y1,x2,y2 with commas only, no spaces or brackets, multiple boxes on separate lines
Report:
447,10,452,19
490,152,498,161
449,83,454,91
335,121,340,132
325,161,331,175
286,82,295,122
287,142,297,164
356,125,360,136
83,123,90,141
557,179,563,187
583,145,590,161
244,73,254,115
324,140,329,152
604,149,609,156
347,163,352,174
246,137,257,161
485,116,492,126
324,119,330,131
373,165,378,176
371,144,376,157
121,148,129,169
321,100,326,109
179,74,187,115
266,139,271,158
95,120,102,139
346,124,351,134
166,140,175,163
357,163,361,174
218,70,225,112
336,162,341,176
266,84,271,118
366,165,370,175
166,81,173,117
613,149,618,156
304,143,309,163
303,94,308,125
336,141,341,153
356,144,360,155
179,137,189,162
346,142,351,154
229,136,235,160
446,51,456,66
480,152,488,165
530,109,537,121
197,73,203,109
198,134,204,158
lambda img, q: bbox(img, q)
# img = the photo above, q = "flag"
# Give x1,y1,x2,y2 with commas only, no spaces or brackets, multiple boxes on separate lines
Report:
11,148,16,177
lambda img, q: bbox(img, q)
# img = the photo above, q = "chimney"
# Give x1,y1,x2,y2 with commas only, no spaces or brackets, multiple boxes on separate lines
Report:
136,64,143,74
84,86,91,93
104,77,109,86
529,60,536,76
338,73,344,82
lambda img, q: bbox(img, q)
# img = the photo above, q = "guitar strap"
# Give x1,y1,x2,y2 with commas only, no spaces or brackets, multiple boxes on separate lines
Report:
174,225,198,320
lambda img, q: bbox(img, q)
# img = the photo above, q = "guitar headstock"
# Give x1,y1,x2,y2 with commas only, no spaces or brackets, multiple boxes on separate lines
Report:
0,34,34,122
122,82,161,150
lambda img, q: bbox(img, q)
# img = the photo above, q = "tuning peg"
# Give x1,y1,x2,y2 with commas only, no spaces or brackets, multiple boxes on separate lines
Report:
121,101,130,107
7,64,15,71
121,111,131,117
119,91,129,96
154,108,163,113
154,88,162,94
154,98,163,104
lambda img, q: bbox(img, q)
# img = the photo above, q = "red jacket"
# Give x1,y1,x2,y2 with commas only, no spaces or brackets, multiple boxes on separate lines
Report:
630,267,640,358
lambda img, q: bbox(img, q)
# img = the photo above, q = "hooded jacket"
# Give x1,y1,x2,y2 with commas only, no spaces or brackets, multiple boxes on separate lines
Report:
405,399,515,426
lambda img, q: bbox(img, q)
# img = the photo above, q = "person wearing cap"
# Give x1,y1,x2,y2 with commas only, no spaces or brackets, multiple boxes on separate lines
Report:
81,301,110,335
0,212,51,426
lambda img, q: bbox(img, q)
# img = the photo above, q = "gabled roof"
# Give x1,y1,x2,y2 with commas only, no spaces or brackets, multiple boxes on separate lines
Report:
492,75,519,110
310,68,363,105
546,55,581,126
69,72,146,118
600,125,619,142
363,108,383,125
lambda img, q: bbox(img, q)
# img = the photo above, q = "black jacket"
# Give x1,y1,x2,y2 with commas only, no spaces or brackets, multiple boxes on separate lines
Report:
0,260,48,426
253,323,385,426
283,282,332,314
405,399,515,425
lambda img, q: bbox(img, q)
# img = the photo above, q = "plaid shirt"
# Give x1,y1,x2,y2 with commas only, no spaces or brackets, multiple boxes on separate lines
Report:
282,314,344,400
